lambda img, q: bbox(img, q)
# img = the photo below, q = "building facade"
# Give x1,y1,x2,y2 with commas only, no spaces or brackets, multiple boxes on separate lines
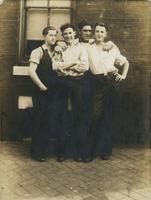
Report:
0,0,151,144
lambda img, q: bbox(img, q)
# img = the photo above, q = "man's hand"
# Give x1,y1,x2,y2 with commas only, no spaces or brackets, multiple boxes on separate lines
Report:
103,41,114,51
74,61,87,73
40,85,48,91
115,73,125,82
54,45,63,53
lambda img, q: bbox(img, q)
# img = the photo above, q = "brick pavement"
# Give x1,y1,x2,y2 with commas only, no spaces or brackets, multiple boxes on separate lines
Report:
0,142,151,200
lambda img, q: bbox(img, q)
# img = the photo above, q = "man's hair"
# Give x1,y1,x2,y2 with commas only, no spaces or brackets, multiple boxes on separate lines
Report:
93,23,108,32
42,26,57,36
60,23,76,33
78,20,92,31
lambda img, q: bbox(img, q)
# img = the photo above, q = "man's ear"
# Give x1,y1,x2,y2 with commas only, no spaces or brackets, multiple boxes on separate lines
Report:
74,31,76,36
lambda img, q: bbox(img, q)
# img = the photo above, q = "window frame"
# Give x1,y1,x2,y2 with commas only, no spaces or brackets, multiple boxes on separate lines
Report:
18,0,76,64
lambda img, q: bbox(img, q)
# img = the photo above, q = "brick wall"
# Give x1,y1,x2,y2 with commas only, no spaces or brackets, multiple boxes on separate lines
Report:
76,0,151,144
0,0,19,140
0,0,151,144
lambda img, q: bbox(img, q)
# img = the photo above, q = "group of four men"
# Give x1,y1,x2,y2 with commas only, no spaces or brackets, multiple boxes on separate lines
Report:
29,21,129,162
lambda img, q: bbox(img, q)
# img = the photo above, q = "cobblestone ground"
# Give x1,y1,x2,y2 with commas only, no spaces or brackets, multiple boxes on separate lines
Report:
0,142,151,200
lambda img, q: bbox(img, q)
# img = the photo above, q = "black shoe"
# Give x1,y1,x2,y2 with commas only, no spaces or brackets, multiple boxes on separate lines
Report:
38,157,46,162
31,153,46,162
73,157,83,162
31,156,46,162
57,156,66,162
82,157,93,163
73,156,93,163
100,154,110,160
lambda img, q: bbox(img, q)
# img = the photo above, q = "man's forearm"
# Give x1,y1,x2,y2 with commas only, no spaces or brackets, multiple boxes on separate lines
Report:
53,61,78,71
29,69,47,91
61,62,77,69
75,60,89,72
121,60,129,79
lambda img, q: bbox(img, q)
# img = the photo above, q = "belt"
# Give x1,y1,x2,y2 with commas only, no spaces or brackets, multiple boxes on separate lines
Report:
93,74,106,78
67,76,82,80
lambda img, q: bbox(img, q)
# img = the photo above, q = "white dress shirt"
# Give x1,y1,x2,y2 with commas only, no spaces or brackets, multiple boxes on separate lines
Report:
52,39,89,77
87,42,126,75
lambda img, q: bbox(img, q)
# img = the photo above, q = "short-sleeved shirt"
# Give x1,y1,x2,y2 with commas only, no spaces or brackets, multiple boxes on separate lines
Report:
87,42,126,75
29,44,56,88
29,44,54,64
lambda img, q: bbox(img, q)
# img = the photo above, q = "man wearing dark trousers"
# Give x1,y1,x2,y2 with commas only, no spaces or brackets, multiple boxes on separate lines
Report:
53,23,92,162
87,23,129,160
78,20,94,160
29,26,68,162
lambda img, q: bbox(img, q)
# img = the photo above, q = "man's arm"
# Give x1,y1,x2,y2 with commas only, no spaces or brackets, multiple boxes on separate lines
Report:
115,59,129,82
52,61,78,71
74,45,89,73
103,41,119,51
29,62,47,91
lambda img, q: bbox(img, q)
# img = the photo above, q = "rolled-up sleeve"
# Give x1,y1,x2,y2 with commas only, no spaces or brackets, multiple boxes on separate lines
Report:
29,48,42,64
115,50,127,66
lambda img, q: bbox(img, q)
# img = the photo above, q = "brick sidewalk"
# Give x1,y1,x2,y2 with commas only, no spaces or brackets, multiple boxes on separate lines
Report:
0,142,151,200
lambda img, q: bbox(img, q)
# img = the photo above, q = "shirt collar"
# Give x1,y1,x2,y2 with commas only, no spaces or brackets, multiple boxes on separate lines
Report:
42,44,54,58
42,44,54,52
42,44,48,50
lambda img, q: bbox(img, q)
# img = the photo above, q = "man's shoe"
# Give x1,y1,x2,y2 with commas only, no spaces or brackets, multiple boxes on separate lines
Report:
57,156,66,162
73,156,93,163
31,153,46,162
100,154,110,160
38,157,46,162
73,157,83,162
31,156,46,162
82,157,93,163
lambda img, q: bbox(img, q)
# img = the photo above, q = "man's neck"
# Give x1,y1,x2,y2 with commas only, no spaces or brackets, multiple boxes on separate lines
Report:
81,40,89,43
66,39,78,47
45,42,53,52
67,42,74,47
95,40,104,46
80,38,89,43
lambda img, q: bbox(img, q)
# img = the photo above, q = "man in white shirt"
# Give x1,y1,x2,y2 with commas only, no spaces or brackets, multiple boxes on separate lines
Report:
88,23,129,160
54,23,92,162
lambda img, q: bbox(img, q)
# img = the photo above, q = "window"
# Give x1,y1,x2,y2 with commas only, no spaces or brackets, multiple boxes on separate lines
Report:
18,0,75,63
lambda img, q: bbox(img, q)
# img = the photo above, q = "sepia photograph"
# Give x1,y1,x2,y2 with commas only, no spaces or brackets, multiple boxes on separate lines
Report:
0,0,151,199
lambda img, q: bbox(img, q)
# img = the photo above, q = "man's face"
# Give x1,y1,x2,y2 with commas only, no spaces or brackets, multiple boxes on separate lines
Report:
44,30,57,45
94,25,107,42
81,25,92,42
62,28,76,45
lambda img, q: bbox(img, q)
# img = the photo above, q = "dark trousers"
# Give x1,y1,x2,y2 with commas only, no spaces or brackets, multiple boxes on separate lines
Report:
55,85,69,157
31,86,68,159
89,74,113,156
60,76,92,159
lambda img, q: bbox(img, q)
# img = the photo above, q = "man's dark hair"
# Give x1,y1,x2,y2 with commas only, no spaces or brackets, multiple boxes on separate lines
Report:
93,23,108,32
78,20,92,31
60,23,76,33
42,26,57,36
